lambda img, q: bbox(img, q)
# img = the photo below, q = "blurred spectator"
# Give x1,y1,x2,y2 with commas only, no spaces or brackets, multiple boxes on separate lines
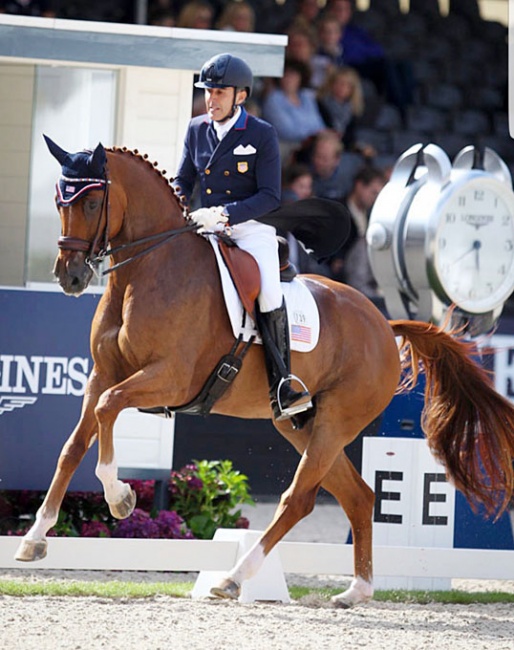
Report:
285,23,327,88
304,129,363,200
281,162,313,203
261,57,327,161
176,0,214,28
216,0,255,32
329,165,386,304
324,0,413,113
314,13,344,66
294,0,323,29
317,65,364,150
325,0,384,70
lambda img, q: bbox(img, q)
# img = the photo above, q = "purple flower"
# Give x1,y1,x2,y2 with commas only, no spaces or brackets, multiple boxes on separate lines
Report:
235,516,250,529
112,508,160,539
154,510,194,539
127,480,155,512
81,521,111,538
185,476,203,491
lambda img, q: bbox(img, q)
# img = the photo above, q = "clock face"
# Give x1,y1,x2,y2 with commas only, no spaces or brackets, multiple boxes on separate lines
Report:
432,177,514,313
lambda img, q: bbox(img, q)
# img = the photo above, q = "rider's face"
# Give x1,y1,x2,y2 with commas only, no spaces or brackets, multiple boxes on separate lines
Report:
204,87,246,122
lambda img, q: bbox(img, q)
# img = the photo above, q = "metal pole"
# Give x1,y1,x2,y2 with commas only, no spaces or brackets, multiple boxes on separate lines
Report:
134,0,148,24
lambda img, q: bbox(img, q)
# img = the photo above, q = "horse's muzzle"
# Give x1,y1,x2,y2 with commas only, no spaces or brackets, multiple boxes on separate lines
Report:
53,251,94,295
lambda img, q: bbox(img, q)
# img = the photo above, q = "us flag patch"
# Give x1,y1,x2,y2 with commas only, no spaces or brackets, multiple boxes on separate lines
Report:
291,324,311,344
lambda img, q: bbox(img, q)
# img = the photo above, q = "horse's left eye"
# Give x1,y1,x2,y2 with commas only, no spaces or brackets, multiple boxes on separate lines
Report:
84,199,100,214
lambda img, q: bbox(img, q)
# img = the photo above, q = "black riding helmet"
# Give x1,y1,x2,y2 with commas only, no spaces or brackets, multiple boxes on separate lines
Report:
195,53,253,98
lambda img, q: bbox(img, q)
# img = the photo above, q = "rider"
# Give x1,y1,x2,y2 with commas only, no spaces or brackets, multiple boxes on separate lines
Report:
173,53,312,422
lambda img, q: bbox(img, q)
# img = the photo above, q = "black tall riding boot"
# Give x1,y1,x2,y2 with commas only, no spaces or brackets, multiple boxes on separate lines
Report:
256,300,313,421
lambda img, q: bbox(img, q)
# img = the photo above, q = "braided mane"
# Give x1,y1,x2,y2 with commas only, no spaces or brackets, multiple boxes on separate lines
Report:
108,146,187,210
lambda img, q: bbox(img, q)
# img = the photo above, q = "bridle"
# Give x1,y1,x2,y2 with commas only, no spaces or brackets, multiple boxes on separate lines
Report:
57,174,111,261
56,167,198,276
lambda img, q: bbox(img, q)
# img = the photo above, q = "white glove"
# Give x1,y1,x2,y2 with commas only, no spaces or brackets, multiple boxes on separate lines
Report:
190,206,228,234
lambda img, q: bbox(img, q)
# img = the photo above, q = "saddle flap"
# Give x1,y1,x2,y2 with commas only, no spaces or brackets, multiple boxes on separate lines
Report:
218,238,261,317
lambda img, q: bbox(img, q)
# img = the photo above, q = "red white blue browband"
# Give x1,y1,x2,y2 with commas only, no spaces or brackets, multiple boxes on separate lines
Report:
56,174,108,206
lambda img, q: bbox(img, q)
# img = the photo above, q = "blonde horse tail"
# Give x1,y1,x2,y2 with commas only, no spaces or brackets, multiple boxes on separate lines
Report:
390,319,514,517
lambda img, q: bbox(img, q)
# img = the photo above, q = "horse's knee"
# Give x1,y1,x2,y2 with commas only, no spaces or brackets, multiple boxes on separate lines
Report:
94,388,125,426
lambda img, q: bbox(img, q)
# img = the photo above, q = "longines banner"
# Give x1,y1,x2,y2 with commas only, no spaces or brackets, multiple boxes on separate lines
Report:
0,288,101,490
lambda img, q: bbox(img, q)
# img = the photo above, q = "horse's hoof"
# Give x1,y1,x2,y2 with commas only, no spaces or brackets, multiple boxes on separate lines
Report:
14,539,48,562
331,595,352,609
210,578,241,600
109,485,137,519
331,579,373,609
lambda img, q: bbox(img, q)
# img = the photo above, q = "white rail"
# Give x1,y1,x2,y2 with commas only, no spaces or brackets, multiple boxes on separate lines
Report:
0,536,512,581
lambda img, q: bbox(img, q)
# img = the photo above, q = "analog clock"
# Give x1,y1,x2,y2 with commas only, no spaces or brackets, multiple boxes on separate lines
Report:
429,174,514,314
367,144,514,335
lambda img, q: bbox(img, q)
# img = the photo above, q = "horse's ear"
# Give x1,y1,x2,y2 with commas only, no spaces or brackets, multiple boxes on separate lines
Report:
43,134,69,165
90,143,106,176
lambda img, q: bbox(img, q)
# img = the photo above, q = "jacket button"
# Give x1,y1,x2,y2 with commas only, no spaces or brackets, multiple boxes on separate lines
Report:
225,190,231,195
206,188,212,194
205,169,211,175
224,170,230,176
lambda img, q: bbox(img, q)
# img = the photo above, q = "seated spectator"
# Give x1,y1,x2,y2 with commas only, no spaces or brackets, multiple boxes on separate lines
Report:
302,129,364,200
285,23,326,89
294,0,323,29
261,58,327,162
176,0,214,28
329,165,386,306
281,162,313,203
313,13,344,68
324,0,413,113
317,65,364,150
216,0,255,32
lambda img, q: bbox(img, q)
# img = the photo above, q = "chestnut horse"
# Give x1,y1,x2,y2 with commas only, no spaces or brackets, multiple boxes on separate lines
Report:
15,140,514,608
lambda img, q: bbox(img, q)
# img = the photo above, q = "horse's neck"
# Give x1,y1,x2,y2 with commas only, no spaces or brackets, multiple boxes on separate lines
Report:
110,152,186,241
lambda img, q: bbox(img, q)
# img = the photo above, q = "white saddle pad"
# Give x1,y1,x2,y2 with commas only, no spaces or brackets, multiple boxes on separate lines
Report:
210,237,320,353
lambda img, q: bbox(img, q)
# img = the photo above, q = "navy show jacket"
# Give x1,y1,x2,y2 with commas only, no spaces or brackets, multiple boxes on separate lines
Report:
173,107,281,225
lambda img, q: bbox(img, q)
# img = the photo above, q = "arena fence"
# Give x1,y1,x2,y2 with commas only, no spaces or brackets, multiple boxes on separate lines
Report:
0,532,513,602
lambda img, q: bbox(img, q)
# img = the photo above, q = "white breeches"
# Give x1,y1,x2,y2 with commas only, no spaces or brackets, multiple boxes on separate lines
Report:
229,220,283,312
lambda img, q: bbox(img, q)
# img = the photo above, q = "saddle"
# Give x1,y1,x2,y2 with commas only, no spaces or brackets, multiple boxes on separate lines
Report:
217,233,296,318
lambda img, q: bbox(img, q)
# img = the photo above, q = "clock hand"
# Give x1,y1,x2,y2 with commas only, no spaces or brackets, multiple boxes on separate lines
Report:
451,243,475,266
451,240,482,267
473,240,481,271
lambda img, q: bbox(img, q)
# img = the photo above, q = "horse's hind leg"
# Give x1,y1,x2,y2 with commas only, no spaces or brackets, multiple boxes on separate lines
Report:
15,389,99,562
320,452,375,608
211,409,349,600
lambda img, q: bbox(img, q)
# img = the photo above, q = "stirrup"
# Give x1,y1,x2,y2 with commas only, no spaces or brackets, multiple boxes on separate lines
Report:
274,375,313,421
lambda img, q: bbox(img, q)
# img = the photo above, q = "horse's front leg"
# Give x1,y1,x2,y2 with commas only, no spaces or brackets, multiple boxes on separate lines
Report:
93,368,172,518
15,384,100,562
93,383,137,520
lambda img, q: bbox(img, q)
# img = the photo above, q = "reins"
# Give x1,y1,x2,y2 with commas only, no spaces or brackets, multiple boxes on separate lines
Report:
90,222,199,276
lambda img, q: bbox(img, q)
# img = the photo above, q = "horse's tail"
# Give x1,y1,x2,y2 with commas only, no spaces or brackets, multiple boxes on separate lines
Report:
390,319,514,517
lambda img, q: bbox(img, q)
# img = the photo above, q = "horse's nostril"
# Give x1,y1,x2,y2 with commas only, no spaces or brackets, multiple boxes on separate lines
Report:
71,276,80,286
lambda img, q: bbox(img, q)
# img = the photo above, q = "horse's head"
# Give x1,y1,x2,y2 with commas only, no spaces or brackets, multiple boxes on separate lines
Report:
45,135,109,295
